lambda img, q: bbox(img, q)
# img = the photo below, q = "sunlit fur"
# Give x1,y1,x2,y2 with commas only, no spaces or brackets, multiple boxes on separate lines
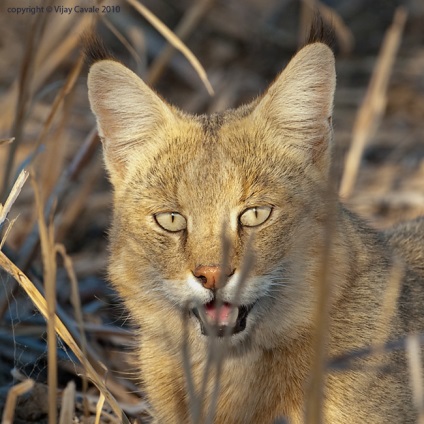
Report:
88,39,424,424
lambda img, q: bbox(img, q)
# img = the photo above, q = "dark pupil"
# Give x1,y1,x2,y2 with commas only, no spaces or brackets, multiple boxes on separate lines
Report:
254,208,258,218
171,213,175,223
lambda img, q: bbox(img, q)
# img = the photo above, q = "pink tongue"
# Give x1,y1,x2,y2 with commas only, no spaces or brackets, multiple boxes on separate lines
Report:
205,302,231,323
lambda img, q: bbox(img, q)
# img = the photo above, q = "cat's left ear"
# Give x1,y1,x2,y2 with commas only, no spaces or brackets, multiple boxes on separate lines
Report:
253,43,335,174
87,60,176,184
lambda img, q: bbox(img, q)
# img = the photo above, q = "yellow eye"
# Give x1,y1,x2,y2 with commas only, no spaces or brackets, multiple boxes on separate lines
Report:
240,206,272,227
154,212,187,232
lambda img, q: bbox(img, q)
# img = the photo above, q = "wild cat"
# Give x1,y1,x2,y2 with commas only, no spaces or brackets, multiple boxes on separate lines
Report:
86,23,424,424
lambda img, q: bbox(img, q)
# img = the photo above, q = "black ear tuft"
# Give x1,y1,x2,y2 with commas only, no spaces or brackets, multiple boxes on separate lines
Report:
305,13,335,51
81,31,114,66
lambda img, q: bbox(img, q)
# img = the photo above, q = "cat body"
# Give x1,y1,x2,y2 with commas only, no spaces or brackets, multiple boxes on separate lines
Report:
87,35,424,423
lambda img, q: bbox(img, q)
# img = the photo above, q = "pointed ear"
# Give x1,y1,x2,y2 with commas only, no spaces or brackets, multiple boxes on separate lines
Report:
87,60,175,181
253,43,336,173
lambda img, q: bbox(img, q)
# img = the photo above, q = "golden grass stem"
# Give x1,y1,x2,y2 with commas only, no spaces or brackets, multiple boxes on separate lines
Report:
181,307,199,423
0,13,91,134
0,138,14,146
35,0,79,66
374,260,403,345
95,393,106,424
304,187,338,424
0,10,45,200
59,380,76,424
55,244,90,417
32,14,92,98
406,334,424,424
339,7,407,199
0,251,130,423
195,226,232,423
0,218,17,252
55,161,101,243
147,0,215,86
32,176,58,424
32,53,84,158
204,234,255,424
0,169,28,228
1,379,35,424
101,16,142,68
125,0,214,95
16,128,99,272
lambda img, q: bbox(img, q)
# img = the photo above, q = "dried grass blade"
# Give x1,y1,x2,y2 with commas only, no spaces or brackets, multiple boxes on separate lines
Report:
32,177,58,424
0,217,18,252
59,380,76,424
95,393,106,424
0,169,29,227
0,9,45,199
32,53,84,156
406,334,424,424
0,15,91,133
0,252,130,423
32,14,92,92
101,16,142,68
125,0,214,95
182,228,234,423
0,138,14,146
304,187,338,424
17,128,99,271
181,305,200,423
147,0,215,86
194,224,232,423
35,0,80,66
55,243,90,416
374,259,403,345
1,379,35,424
339,7,407,198
203,233,255,424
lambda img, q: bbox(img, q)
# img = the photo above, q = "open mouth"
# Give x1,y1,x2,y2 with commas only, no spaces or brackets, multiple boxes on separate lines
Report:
192,300,254,337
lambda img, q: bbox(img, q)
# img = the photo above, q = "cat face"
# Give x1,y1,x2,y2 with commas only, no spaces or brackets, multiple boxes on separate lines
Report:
88,42,335,352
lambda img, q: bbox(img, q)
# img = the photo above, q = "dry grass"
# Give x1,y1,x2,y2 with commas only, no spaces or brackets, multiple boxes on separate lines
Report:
0,0,423,422
125,0,214,95
407,334,424,424
339,6,408,199
1,379,35,424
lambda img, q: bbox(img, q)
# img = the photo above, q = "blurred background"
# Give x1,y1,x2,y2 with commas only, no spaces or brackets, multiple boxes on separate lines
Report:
0,0,423,422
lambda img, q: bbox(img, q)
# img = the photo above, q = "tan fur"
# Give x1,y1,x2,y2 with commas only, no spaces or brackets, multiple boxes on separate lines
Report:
87,42,424,423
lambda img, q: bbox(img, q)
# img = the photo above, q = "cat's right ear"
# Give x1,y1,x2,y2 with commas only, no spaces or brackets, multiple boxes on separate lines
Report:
87,60,175,182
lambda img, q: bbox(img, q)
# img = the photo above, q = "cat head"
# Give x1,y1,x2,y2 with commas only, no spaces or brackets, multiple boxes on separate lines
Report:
87,40,336,353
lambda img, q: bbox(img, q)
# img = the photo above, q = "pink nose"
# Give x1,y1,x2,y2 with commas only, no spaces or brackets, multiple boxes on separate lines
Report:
193,265,232,290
